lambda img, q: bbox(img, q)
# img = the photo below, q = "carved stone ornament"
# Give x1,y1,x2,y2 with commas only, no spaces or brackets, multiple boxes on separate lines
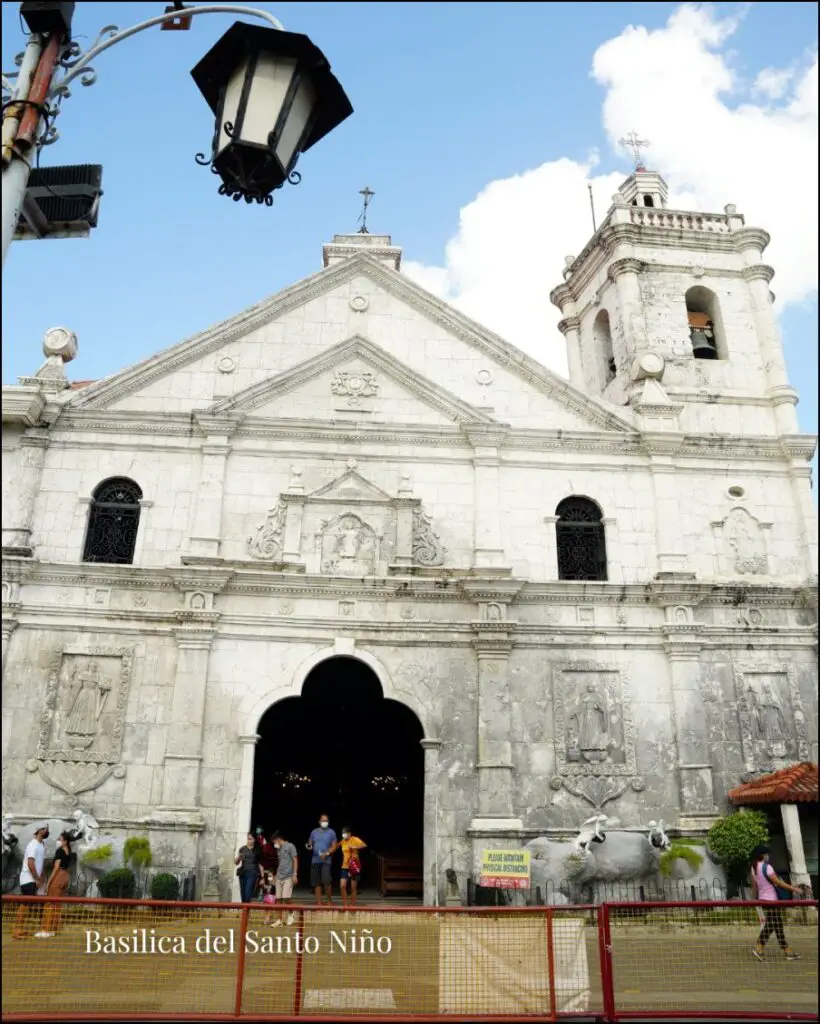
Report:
247,499,287,561
712,507,771,576
734,664,808,773
34,646,134,802
412,507,446,567
331,370,379,407
553,663,637,779
320,512,379,575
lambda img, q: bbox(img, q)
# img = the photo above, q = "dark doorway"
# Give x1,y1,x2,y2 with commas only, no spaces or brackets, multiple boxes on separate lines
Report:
251,657,424,891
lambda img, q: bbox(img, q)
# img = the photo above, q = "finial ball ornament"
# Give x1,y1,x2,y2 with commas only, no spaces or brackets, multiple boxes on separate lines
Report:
43,327,78,363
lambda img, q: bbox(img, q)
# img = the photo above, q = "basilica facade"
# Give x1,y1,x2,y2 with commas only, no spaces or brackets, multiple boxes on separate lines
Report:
2,169,817,901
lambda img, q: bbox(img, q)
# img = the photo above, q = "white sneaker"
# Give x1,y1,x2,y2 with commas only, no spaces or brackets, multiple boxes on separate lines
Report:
286,914,295,926
34,932,54,939
272,920,283,928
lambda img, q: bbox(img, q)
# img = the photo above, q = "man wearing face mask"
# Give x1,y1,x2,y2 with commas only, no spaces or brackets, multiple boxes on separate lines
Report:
270,831,299,926
13,823,49,939
306,814,337,905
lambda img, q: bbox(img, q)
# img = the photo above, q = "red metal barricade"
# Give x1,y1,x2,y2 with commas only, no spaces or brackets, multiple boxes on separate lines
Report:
2,895,816,1021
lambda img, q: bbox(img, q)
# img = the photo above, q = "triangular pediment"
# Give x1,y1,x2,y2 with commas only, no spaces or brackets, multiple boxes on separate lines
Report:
65,252,635,434
307,468,394,503
207,335,497,425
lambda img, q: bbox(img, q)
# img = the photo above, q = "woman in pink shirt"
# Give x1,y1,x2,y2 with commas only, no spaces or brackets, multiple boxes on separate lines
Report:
749,845,803,961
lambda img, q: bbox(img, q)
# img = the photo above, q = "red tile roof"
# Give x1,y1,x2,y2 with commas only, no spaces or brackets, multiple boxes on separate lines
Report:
69,380,97,389
728,762,818,805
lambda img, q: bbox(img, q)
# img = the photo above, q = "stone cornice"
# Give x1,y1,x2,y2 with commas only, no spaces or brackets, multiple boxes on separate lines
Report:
458,579,525,602
192,412,245,438
742,264,775,284
608,257,644,281
1,387,46,427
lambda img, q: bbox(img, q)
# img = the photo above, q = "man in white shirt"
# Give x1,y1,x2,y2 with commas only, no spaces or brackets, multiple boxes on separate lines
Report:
13,823,49,940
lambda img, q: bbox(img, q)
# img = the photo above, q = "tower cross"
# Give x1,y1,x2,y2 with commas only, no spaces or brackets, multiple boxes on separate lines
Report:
357,186,375,234
618,132,650,170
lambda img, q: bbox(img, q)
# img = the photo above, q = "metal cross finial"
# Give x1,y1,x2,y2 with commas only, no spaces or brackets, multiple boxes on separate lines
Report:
357,186,374,234
618,132,650,170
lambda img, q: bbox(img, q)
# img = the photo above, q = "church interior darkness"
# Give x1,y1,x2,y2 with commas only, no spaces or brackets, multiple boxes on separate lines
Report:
250,657,424,890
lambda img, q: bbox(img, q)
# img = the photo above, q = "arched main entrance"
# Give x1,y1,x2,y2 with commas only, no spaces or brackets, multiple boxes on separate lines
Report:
250,656,424,893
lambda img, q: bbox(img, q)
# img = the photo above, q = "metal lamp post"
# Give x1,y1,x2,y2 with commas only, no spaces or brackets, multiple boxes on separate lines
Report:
1,2,352,268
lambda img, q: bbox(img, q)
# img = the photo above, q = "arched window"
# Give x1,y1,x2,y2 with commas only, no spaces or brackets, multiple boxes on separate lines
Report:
593,310,616,385
82,478,143,564
685,286,726,360
555,497,607,581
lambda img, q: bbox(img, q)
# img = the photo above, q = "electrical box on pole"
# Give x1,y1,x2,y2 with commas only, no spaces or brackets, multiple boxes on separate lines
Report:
14,163,103,242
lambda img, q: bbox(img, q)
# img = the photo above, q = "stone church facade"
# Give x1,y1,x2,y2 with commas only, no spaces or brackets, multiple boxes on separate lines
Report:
2,169,817,902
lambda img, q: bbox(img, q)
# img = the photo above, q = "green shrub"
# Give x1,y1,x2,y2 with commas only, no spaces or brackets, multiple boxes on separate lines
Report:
124,836,153,871
659,842,705,877
98,868,136,899
150,873,180,901
707,810,769,884
82,843,113,865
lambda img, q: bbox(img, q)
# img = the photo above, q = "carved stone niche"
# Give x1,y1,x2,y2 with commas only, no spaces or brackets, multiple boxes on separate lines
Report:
32,645,134,805
711,507,772,577
733,663,809,775
246,461,446,576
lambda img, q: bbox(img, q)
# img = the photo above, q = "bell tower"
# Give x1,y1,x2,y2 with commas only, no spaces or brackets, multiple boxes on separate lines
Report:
550,166,799,438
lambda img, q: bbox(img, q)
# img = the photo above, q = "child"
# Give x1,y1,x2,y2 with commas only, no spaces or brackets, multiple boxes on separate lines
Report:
332,827,367,908
261,872,276,926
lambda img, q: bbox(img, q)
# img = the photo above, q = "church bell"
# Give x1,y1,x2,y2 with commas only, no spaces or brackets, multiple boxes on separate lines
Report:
690,329,718,359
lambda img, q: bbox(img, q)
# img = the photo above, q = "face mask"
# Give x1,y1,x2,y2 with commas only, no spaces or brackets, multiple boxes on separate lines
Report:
320,822,329,829
342,833,350,839
274,842,281,849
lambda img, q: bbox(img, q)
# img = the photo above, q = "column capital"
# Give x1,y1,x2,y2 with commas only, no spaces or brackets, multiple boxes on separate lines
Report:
557,316,580,336
742,263,774,285
420,738,442,751
608,257,643,281
239,733,261,746
172,624,217,649
471,634,513,656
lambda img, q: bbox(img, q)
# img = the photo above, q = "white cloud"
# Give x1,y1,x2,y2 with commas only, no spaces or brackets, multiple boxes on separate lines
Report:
404,4,818,376
753,66,795,100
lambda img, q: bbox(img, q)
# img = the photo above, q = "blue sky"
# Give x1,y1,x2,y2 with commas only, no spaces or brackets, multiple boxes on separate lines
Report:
2,1,817,469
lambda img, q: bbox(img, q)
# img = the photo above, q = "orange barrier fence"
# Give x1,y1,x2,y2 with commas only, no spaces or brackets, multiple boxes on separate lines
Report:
1,896,816,1021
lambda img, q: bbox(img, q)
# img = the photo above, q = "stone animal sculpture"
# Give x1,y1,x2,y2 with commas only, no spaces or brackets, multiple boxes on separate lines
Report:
68,810,126,895
525,818,672,901
2,814,20,892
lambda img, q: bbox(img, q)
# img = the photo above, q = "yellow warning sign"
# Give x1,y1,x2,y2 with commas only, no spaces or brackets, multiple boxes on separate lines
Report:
479,849,531,889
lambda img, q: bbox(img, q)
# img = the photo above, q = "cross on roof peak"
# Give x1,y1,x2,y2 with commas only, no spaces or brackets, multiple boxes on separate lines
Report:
618,132,650,170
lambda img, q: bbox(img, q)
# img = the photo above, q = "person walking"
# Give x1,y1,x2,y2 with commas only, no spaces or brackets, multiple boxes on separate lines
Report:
750,845,804,961
332,827,366,908
235,832,262,904
271,831,299,926
13,823,49,940
306,814,336,906
35,831,74,938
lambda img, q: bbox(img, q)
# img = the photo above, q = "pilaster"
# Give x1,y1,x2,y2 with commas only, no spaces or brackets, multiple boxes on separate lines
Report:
463,426,511,574
662,624,718,823
469,623,522,832
421,737,442,904
2,431,49,556
644,441,694,579
187,413,243,559
609,257,649,365
557,314,583,390
233,733,260,901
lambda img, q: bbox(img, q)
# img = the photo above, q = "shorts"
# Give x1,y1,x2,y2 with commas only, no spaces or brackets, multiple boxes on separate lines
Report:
310,862,332,888
275,877,294,900
20,882,37,896
340,868,360,882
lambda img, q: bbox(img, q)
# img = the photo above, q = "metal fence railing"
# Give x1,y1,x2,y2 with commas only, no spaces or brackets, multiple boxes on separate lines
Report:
2,894,817,1021
467,875,743,906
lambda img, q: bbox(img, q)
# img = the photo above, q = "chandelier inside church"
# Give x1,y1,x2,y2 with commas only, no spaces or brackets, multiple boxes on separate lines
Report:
371,775,407,792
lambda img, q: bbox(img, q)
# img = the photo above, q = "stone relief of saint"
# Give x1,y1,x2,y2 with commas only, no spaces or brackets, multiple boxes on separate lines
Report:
724,508,767,574
571,683,611,763
64,662,111,750
754,681,787,757
336,517,362,560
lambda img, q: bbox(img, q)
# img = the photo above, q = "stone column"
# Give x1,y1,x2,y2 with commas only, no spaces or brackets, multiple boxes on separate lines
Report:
421,737,442,904
233,733,260,901
2,431,48,555
741,264,799,435
609,258,649,358
1,616,18,678
557,315,584,389
470,636,522,830
780,803,811,889
188,415,241,559
646,448,692,578
464,427,509,572
664,634,718,826
785,455,819,580
158,625,215,815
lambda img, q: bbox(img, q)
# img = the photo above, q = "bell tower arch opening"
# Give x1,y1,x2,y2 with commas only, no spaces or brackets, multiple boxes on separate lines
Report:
250,656,424,895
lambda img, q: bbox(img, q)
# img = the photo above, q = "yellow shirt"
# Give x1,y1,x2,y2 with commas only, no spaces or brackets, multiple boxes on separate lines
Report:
340,837,365,868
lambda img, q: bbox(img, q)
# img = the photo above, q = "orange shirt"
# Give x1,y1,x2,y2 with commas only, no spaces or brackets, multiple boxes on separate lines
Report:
340,837,365,869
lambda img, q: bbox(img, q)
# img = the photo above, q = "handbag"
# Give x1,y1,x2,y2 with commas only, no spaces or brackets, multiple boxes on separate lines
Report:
348,857,361,879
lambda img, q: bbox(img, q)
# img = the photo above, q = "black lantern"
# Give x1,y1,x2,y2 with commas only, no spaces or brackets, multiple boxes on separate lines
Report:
191,22,352,205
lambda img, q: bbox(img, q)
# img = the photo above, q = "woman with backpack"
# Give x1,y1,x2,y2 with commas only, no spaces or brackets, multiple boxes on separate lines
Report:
749,845,804,961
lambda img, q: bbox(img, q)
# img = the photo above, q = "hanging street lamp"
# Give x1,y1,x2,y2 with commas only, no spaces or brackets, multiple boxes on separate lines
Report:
191,22,352,205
